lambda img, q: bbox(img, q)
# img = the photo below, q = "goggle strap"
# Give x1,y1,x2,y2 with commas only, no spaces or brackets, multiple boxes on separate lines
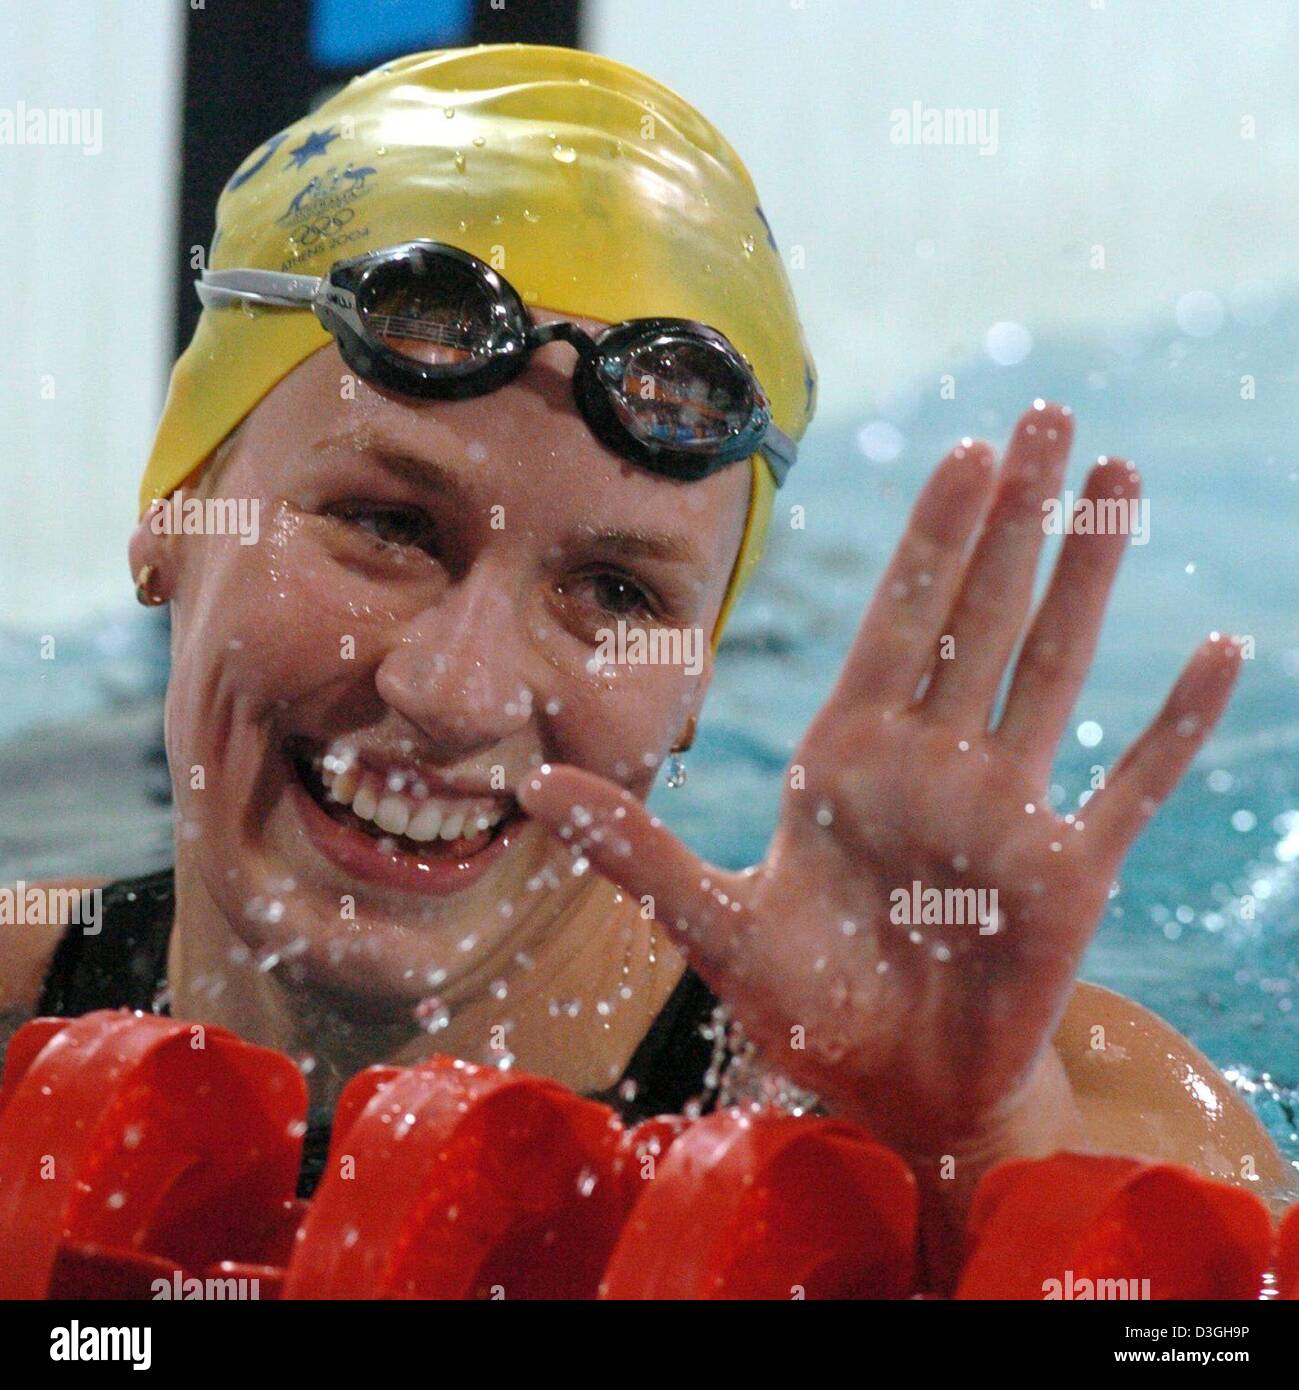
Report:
195,267,323,310
760,424,798,487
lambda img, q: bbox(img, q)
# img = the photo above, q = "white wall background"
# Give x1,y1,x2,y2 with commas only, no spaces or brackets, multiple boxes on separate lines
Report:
4,0,1298,626
0,0,183,628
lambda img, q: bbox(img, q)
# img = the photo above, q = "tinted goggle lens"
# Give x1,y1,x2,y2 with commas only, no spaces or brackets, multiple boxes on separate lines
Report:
356,252,509,366
603,333,757,452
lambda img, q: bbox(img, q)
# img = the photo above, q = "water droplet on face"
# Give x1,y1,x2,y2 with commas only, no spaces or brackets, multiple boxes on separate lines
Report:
244,896,285,926
453,150,466,173
742,234,756,256
552,143,577,163
416,998,451,1033
815,801,834,827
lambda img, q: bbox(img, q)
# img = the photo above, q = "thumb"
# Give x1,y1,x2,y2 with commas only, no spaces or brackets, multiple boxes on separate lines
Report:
516,763,749,966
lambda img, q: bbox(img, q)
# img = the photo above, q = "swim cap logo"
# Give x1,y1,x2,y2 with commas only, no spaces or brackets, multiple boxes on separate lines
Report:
278,163,378,224
276,163,379,269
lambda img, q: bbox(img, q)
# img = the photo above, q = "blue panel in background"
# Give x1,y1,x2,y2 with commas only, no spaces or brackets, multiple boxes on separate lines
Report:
310,0,473,68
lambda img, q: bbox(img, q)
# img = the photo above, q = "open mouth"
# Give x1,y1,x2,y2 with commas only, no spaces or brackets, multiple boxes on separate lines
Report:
288,737,523,864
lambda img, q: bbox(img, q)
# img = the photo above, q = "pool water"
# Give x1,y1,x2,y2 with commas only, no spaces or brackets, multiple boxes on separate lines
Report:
2,296,1296,1160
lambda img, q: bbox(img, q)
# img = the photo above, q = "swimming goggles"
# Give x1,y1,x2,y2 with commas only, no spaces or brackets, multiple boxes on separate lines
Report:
195,240,797,486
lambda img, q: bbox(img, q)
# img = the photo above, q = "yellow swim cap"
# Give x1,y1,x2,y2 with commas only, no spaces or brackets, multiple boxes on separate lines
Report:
141,43,817,644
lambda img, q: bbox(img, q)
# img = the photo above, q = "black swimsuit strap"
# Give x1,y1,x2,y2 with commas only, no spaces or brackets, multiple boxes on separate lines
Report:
37,866,176,1017
34,868,725,1196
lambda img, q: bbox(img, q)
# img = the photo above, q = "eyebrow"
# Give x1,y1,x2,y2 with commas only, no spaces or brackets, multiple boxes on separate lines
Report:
312,431,471,503
572,526,707,570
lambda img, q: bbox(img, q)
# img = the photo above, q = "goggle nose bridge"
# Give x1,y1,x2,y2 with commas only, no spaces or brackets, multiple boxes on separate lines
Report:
523,317,599,358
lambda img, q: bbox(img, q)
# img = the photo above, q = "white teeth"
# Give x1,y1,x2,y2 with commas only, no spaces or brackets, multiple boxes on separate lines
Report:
330,766,360,805
312,743,511,843
352,781,379,821
407,801,445,842
374,796,411,835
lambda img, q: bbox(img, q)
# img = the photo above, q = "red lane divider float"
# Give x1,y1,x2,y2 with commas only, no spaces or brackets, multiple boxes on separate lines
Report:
600,1111,918,1299
283,1056,632,1299
3,1013,1296,1300
0,1011,306,1299
957,1152,1274,1300
1277,1204,1299,1300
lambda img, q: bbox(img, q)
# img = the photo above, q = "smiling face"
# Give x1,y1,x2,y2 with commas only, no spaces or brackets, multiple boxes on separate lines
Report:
132,311,750,1014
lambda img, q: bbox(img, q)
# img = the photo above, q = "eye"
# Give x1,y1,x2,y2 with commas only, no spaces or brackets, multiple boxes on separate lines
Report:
563,569,657,621
590,572,650,617
327,504,436,551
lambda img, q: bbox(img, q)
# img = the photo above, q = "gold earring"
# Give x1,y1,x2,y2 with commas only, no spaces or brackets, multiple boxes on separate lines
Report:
134,564,165,606
670,713,698,754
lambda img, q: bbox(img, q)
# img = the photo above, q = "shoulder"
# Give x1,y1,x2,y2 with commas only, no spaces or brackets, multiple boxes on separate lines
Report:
0,877,110,1020
1053,980,1296,1207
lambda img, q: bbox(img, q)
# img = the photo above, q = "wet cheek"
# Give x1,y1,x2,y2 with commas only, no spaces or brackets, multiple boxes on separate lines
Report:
167,545,400,783
212,543,412,700
549,664,692,796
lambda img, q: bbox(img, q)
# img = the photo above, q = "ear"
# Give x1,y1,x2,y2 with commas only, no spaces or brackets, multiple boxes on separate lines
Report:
127,501,174,602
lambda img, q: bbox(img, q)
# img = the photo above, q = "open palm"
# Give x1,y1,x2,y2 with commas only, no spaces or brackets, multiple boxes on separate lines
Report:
520,402,1242,1156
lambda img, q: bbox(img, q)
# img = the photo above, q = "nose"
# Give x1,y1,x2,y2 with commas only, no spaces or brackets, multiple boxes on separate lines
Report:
374,565,544,763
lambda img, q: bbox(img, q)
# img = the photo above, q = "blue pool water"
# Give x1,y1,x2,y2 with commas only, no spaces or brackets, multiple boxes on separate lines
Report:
2,295,1297,1157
